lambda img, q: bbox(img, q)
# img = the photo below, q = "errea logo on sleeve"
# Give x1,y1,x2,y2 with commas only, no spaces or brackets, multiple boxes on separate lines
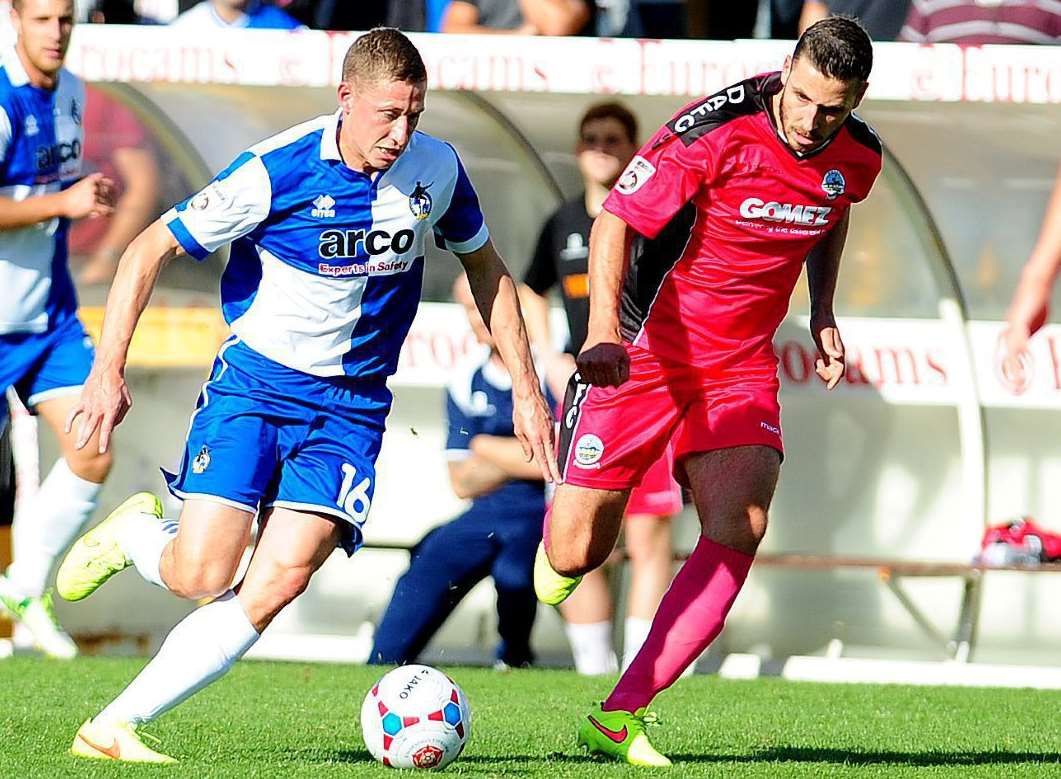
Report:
616,156,656,196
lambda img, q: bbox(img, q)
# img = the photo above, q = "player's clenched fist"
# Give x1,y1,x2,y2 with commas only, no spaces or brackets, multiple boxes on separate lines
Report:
576,339,630,388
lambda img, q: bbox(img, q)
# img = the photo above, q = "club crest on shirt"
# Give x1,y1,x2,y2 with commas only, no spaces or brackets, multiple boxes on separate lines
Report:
573,434,604,468
616,156,656,196
24,115,38,136
191,445,211,474
409,181,433,220
821,169,846,200
70,97,81,126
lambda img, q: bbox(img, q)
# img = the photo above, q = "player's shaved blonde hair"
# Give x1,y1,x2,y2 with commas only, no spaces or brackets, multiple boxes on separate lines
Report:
342,27,427,89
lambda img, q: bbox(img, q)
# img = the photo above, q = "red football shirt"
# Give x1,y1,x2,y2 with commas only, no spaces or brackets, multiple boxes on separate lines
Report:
604,72,882,380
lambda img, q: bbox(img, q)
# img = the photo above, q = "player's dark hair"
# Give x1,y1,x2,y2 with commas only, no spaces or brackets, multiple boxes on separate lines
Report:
792,16,873,83
343,27,427,87
579,102,638,145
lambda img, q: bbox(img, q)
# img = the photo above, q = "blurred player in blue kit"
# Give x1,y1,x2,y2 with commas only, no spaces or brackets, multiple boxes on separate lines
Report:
0,0,116,660
369,273,550,670
55,27,558,763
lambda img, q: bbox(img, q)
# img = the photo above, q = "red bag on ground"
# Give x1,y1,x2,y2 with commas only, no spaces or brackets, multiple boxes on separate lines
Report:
978,516,1061,566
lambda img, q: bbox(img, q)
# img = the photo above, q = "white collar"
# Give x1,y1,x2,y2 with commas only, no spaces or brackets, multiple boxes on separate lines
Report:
2,47,30,87
320,109,342,161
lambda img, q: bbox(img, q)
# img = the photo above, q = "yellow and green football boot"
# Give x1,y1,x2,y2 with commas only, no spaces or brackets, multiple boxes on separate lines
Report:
56,492,163,602
577,702,672,767
533,541,582,606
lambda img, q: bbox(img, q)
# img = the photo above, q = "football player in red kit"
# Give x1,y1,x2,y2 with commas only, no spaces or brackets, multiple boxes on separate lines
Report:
535,17,883,766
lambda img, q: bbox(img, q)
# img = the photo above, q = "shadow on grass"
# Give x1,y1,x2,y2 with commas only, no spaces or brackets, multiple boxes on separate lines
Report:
287,745,1061,769
670,748,1061,767
283,748,598,767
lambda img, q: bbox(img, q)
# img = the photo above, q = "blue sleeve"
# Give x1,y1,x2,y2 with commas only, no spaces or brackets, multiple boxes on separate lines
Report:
434,148,489,254
445,391,476,457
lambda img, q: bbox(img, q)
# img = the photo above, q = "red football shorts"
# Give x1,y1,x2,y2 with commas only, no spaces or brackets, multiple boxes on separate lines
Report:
558,345,783,491
625,444,682,517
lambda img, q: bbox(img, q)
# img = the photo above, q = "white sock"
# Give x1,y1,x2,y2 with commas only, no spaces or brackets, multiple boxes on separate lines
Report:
564,620,617,676
6,459,100,598
621,616,653,673
95,591,259,726
119,513,179,591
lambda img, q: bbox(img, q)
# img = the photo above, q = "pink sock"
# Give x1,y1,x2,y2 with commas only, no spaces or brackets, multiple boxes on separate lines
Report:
604,536,753,713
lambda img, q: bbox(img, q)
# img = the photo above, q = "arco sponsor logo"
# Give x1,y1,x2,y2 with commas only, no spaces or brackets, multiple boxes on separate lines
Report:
739,197,831,227
318,228,415,260
36,140,82,170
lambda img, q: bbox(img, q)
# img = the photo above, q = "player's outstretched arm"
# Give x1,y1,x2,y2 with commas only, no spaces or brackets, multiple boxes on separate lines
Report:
806,210,850,390
1004,164,1061,377
577,209,634,388
457,239,561,483
67,220,184,453
0,173,115,230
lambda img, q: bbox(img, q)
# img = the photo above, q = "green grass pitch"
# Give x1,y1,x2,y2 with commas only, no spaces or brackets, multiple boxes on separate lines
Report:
4,656,1061,777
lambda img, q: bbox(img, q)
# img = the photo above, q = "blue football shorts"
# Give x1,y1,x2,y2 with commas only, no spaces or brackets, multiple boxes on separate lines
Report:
164,337,392,556
0,314,95,429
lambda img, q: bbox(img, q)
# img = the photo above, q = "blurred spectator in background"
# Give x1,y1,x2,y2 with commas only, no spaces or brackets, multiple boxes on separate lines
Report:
442,0,593,35
900,0,1061,44
87,0,160,23
613,0,686,37
799,0,910,40
768,0,804,38
278,0,388,30
1004,162,1061,381
521,102,683,675
70,86,161,285
388,0,453,32
368,274,550,669
687,1,756,39
171,0,303,29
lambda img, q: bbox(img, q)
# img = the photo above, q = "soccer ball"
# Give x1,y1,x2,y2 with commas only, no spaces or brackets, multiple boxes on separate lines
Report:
361,664,471,769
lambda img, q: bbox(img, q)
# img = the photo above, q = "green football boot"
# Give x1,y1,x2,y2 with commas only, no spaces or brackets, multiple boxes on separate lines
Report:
577,703,672,767
533,541,582,606
56,492,163,602
0,577,78,659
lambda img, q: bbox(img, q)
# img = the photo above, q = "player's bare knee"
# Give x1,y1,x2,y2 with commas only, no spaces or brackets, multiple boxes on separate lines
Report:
244,564,312,626
65,448,112,484
273,564,313,605
553,548,604,578
172,561,237,600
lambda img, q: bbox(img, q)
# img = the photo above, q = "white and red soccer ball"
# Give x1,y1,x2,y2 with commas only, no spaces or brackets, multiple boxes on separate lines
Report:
361,664,471,769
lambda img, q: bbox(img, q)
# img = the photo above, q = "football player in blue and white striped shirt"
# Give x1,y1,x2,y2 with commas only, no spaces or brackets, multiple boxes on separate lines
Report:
0,0,116,661
57,27,559,763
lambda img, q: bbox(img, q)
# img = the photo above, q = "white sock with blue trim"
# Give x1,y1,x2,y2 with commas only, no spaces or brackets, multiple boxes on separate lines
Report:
7,459,101,598
95,591,259,726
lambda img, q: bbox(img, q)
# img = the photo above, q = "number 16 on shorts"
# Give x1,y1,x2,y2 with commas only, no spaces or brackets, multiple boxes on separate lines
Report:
337,463,373,523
